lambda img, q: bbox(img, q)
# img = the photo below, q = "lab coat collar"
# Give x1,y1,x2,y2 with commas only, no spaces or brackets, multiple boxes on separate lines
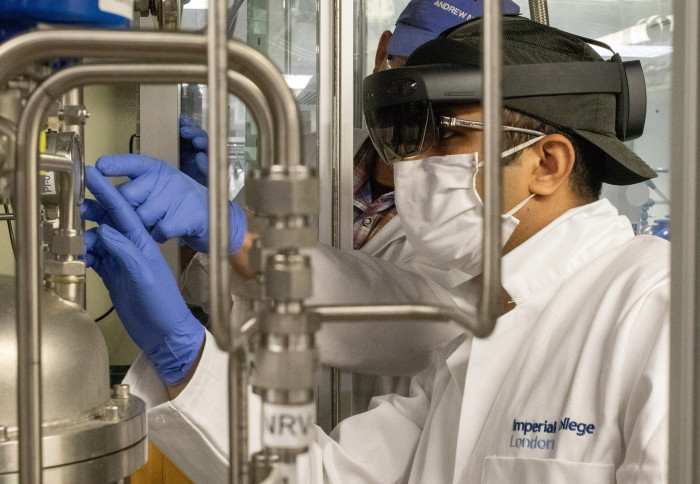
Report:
502,198,634,305
360,215,405,254
444,200,633,395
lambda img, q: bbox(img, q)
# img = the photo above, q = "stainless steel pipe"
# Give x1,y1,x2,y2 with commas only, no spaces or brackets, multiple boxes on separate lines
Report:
0,30,298,168
480,0,504,336
207,0,243,479
15,61,275,484
308,304,480,335
669,0,700,482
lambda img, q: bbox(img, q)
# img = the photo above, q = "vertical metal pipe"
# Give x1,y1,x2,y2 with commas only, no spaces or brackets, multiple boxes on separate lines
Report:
353,0,367,128
284,0,293,74
329,0,343,428
208,0,238,481
15,77,44,484
330,368,340,428
331,0,342,250
235,348,249,481
669,0,700,482
480,0,503,330
528,0,550,26
326,0,355,429
59,88,85,141
229,347,248,484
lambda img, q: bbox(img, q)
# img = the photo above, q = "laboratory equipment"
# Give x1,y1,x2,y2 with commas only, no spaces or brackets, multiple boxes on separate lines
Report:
0,1,683,483
0,3,149,482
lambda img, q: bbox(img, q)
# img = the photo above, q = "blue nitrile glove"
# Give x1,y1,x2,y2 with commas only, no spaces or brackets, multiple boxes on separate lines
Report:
83,166,205,385
82,153,246,254
179,114,209,186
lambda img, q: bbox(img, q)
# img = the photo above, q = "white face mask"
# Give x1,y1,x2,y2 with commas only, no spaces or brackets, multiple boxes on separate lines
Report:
393,136,543,276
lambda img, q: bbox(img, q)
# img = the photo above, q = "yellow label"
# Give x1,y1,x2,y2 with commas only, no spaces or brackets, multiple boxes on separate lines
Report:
40,131,46,153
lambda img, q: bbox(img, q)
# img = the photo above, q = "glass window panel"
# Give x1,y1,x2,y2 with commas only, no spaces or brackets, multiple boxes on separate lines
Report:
353,0,411,127
179,0,318,200
513,0,672,238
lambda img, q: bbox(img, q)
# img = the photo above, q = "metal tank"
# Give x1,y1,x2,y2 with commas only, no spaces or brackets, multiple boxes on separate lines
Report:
0,275,147,482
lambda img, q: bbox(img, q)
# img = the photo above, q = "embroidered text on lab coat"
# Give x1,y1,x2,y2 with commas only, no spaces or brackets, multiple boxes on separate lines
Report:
509,417,596,451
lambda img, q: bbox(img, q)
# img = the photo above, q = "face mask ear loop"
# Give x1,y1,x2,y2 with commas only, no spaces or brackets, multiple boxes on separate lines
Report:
499,134,544,218
473,134,545,205
472,154,483,190
503,192,536,218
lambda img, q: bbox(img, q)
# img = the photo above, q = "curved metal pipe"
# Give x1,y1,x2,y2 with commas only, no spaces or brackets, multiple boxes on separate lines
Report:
15,62,274,484
0,30,298,167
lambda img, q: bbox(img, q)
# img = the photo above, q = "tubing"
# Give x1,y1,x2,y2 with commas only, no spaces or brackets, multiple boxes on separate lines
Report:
308,304,480,334
0,30,298,167
14,61,275,484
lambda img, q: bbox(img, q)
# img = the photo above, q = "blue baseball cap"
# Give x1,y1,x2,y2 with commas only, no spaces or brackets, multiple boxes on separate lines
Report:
386,0,521,57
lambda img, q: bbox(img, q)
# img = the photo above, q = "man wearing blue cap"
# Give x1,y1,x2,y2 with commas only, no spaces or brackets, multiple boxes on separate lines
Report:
352,0,520,262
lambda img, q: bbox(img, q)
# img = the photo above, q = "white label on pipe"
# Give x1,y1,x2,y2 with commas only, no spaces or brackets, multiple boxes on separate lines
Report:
98,0,134,19
42,172,56,196
262,402,316,449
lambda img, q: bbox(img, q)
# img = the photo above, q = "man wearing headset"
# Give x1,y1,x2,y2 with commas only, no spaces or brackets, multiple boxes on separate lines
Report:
172,0,522,390
83,16,668,483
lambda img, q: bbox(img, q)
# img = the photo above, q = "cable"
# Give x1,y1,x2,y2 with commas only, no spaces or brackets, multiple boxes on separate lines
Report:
94,306,115,322
4,203,15,257
129,133,140,154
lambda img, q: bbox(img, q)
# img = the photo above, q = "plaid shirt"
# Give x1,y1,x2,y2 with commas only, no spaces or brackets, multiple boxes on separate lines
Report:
353,138,397,250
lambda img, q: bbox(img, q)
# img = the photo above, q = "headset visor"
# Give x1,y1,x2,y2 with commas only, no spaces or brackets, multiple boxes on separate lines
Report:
365,100,438,163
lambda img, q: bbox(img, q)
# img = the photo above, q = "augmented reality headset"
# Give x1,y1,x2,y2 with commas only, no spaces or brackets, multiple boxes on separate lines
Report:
362,54,646,163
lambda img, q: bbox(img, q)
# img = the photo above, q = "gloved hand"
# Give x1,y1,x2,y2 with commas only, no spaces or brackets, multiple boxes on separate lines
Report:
179,114,209,186
83,165,205,385
82,153,246,254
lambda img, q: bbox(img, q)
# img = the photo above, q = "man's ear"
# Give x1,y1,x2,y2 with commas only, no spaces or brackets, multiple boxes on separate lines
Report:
374,31,392,73
526,134,576,196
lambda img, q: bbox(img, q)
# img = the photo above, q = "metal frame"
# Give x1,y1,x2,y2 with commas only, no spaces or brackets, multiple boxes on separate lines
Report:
317,0,357,431
669,0,700,482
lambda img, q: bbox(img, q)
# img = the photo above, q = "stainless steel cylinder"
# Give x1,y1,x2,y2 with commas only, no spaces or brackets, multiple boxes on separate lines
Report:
0,274,148,481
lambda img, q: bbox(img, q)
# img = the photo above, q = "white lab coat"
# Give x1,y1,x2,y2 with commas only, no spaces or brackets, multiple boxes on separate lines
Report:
179,238,467,377
126,198,669,483
180,133,470,376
